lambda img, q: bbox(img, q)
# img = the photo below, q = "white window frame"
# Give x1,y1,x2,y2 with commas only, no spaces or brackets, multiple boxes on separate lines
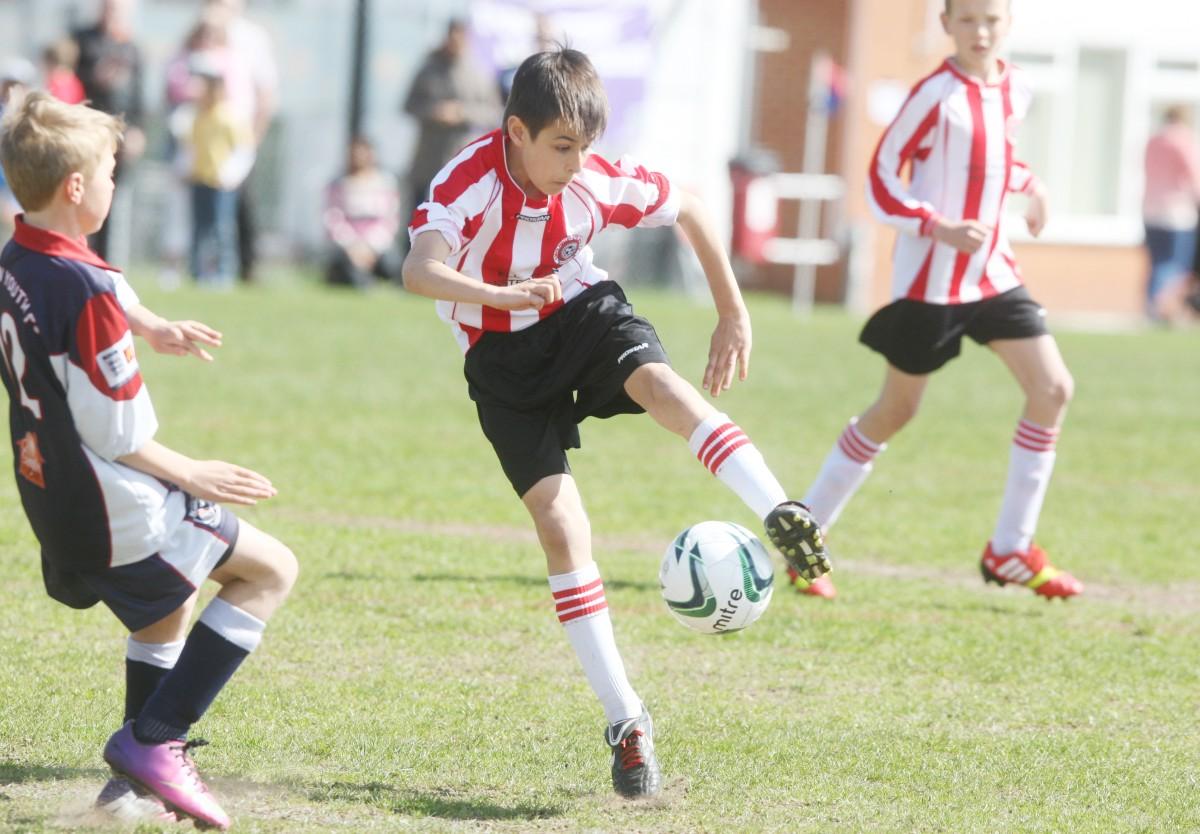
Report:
1007,36,1200,247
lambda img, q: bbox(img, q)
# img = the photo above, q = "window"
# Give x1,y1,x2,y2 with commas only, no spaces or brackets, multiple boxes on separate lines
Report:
1069,49,1125,216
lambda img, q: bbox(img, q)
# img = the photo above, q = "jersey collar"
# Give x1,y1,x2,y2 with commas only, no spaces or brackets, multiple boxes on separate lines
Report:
12,214,117,271
944,57,1010,88
499,131,551,210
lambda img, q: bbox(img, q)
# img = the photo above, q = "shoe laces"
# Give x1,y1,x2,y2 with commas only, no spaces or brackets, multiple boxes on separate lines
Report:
169,738,212,791
617,730,645,770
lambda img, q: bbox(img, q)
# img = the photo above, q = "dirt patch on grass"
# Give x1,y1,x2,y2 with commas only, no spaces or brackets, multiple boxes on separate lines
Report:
287,510,1200,615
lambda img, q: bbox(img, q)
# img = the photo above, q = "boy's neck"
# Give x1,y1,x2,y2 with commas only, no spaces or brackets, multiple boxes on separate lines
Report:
22,205,90,242
952,53,1004,84
502,138,546,201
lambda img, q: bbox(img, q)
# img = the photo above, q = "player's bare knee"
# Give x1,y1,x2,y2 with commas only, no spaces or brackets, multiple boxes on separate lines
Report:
268,542,299,599
879,396,920,433
1032,372,1073,416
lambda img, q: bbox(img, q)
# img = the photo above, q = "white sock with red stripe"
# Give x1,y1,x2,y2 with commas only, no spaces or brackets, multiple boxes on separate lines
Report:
548,562,642,724
991,419,1058,554
802,418,884,529
688,413,787,520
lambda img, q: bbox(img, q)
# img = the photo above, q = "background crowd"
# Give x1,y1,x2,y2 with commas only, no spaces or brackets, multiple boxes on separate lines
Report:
1,0,1199,324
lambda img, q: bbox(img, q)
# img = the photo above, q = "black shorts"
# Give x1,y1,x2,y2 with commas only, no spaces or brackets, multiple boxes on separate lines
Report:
859,286,1049,375
464,281,670,496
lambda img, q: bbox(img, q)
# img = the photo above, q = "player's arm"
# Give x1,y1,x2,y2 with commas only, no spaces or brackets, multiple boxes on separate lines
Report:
675,190,752,396
125,304,223,362
117,439,276,506
1008,159,1048,237
402,231,562,311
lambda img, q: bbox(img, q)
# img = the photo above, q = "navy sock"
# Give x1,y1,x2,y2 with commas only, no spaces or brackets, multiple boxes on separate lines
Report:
134,622,250,743
124,659,171,723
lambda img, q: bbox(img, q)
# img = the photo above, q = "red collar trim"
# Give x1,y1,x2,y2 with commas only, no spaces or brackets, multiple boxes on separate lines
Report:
12,215,117,271
943,58,1009,88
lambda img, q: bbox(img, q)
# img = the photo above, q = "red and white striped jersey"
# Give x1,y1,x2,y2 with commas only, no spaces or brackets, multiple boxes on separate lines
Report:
409,129,680,352
867,59,1040,305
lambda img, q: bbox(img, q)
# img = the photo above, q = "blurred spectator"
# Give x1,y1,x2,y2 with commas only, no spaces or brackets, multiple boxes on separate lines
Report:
0,58,36,240
1142,105,1200,321
322,136,402,289
42,39,85,104
187,54,254,288
204,0,278,283
497,13,559,103
402,18,502,217
160,8,234,288
73,0,145,261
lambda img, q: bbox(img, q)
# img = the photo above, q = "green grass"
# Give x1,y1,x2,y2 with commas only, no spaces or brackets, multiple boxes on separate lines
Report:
1,274,1198,833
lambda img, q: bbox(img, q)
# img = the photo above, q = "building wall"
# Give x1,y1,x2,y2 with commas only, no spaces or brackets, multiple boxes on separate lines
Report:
752,0,853,301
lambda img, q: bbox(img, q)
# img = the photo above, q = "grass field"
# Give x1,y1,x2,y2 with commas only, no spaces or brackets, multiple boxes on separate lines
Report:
1,275,1198,833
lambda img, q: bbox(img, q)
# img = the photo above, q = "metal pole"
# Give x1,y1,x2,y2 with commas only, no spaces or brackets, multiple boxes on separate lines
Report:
348,0,369,139
793,50,831,316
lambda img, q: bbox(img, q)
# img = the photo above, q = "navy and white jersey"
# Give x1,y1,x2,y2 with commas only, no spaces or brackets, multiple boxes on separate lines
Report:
0,217,187,574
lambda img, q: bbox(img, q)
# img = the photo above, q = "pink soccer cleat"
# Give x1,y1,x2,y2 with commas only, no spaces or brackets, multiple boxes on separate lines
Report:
786,566,837,599
980,542,1083,599
103,722,230,830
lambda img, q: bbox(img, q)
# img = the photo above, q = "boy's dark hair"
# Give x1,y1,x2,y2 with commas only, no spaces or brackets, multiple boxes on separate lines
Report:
502,46,608,143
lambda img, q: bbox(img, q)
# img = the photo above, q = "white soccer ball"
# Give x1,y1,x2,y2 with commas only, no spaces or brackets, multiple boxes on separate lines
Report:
659,521,774,635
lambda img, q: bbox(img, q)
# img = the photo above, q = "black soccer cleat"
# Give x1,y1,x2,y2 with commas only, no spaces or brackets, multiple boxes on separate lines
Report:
764,501,831,583
605,707,661,799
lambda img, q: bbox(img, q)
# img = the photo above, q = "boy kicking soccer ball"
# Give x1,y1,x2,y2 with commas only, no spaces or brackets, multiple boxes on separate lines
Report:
403,46,830,798
0,93,298,829
794,0,1082,601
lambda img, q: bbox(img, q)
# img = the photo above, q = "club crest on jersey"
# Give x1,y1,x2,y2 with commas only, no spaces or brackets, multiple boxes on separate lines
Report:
554,235,582,266
16,431,45,488
187,498,222,529
97,331,138,390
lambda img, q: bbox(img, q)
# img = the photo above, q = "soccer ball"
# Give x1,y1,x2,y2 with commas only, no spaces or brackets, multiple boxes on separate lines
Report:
659,521,774,634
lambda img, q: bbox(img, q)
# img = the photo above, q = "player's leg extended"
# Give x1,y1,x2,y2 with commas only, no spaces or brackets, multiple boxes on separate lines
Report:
982,335,1081,597
623,362,829,582
789,365,927,597
522,474,659,798
106,521,298,829
806,364,928,530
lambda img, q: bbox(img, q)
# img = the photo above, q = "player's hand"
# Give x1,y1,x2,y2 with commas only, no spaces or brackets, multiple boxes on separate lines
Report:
144,319,223,362
490,277,563,311
348,241,377,271
184,460,277,506
703,310,752,397
933,219,992,253
1025,187,1048,237
432,99,465,126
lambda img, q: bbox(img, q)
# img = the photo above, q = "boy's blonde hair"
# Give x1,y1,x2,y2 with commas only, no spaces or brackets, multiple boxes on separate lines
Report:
0,92,124,212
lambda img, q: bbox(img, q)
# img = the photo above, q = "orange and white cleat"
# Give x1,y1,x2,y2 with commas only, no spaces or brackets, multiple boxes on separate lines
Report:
786,566,837,599
980,542,1083,599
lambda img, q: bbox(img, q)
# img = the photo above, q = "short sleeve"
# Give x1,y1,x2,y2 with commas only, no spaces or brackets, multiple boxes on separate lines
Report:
578,155,681,231
67,292,157,460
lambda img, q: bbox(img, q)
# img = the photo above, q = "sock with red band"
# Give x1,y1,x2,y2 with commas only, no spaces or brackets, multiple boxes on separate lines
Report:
687,413,787,520
549,563,642,724
992,418,1058,554
802,417,884,529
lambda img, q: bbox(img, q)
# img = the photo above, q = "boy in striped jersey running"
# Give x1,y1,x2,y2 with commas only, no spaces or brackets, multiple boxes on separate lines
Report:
796,0,1082,601
403,47,829,798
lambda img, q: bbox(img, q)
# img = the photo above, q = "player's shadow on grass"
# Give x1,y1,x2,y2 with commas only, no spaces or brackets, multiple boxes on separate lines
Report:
308,781,562,820
0,762,106,783
412,572,658,593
